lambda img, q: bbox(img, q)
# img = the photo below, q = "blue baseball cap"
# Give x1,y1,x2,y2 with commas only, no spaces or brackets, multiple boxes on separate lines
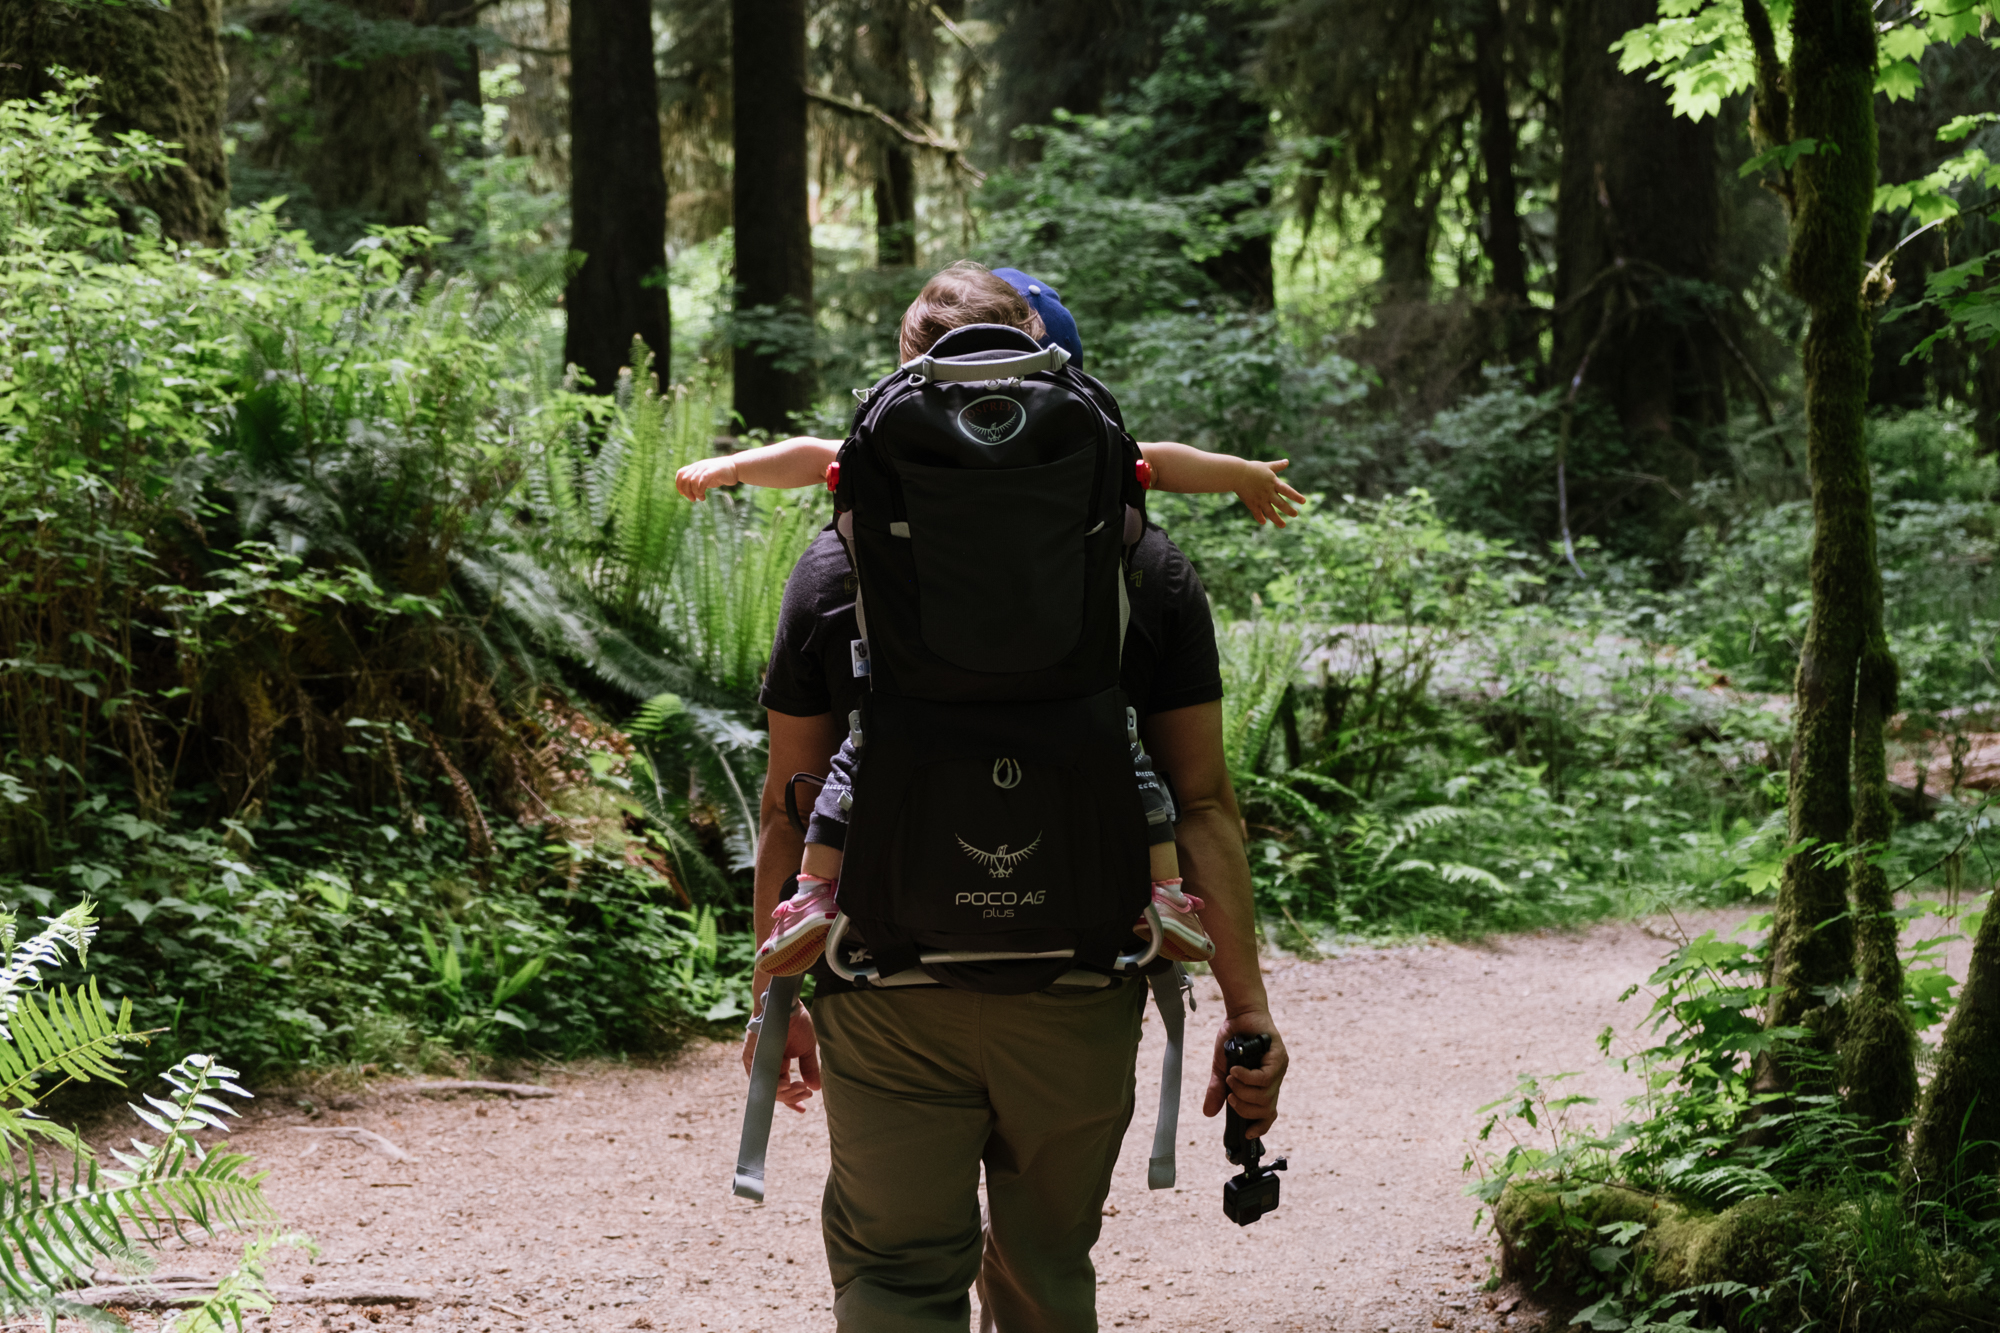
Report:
992,268,1084,369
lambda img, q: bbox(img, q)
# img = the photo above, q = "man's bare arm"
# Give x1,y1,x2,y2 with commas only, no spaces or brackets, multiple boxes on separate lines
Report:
1143,699,1288,1137
744,709,843,1110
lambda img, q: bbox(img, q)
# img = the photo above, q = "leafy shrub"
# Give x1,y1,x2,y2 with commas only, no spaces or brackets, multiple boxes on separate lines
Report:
0,81,784,1072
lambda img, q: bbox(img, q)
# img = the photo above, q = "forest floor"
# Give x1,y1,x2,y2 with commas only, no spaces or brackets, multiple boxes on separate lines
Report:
77,911,1813,1333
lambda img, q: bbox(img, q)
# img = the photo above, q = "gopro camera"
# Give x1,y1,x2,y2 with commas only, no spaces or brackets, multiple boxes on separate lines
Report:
1221,1033,1287,1226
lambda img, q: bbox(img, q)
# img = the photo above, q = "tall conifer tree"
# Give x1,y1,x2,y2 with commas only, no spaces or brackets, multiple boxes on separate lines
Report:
566,0,672,392
732,0,814,431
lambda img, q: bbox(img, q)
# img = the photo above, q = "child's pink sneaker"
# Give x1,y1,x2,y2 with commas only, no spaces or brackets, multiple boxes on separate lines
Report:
757,875,838,976
1136,878,1214,963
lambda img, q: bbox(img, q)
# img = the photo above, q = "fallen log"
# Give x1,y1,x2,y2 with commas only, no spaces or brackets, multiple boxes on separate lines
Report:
73,1281,433,1308
389,1080,557,1099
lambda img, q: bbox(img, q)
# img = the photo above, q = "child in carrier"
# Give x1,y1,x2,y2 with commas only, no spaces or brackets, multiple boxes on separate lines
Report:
682,262,1303,979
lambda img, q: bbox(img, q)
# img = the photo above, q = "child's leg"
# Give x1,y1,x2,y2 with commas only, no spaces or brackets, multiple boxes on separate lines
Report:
1132,737,1212,962
1132,736,1180,878
757,739,860,975
802,735,860,881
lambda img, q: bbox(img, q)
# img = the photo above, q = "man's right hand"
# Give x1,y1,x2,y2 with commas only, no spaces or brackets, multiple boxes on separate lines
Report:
740,1002,822,1112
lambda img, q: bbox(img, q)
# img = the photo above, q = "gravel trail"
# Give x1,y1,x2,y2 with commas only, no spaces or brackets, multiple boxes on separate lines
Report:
91,918,1733,1333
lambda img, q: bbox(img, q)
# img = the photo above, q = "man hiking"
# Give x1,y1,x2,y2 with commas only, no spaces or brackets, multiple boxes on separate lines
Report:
742,261,1288,1332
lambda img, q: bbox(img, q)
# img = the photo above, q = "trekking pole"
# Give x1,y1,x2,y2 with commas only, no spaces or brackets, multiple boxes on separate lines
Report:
733,972,803,1202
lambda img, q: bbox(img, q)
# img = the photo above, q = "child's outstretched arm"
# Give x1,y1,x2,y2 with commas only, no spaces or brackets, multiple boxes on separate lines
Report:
1139,441,1306,527
677,436,840,501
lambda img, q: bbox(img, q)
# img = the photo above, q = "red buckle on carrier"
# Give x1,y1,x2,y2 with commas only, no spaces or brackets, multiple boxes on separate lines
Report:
1135,458,1153,490
826,460,840,492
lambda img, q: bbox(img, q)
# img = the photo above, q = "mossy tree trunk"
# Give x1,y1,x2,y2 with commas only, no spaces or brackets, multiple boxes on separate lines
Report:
301,0,446,233
1749,0,1915,1135
564,0,670,392
1908,898,2000,1210
0,0,230,246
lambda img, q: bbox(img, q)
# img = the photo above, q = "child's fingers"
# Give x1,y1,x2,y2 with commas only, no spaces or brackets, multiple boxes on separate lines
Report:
1276,480,1307,502
1266,458,1291,474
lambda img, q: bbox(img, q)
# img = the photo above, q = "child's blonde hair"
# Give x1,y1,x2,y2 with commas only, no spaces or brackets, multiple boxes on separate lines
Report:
898,261,1047,363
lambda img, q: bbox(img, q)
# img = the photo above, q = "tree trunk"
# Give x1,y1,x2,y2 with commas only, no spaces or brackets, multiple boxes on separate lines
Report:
1554,0,1726,428
1186,4,1272,310
1841,650,1916,1141
1907,897,2000,1211
1472,0,1526,306
1757,0,1881,1093
565,0,671,392
980,0,1137,165
863,8,918,269
731,0,814,432
1376,165,1440,304
301,0,446,232
0,0,230,246
873,147,918,269
1552,0,1727,561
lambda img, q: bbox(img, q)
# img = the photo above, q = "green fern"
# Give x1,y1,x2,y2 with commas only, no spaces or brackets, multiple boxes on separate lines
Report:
1217,619,1303,781
0,907,291,1330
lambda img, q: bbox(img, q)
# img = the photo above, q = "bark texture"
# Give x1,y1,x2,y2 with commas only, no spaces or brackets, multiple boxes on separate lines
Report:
1553,0,1726,437
0,0,230,245
1472,0,1526,305
302,0,446,230
1761,0,1880,1080
731,0,814,431
1907,898,2000,1210
565,0,671,391
862,9,918,269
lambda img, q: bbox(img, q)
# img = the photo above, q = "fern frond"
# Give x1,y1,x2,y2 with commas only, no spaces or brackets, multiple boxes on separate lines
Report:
0,904,98,1037
1217,621,1303,781
1369,804,1476,868
0,980,132,1109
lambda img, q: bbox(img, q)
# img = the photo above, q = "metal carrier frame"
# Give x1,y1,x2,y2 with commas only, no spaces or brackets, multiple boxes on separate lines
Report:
820,904,1164,988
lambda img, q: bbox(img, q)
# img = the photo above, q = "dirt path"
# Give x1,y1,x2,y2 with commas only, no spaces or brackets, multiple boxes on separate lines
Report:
102,918,1745,1333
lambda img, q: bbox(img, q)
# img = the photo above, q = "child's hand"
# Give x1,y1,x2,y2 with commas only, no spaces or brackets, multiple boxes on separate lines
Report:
677,455,739,502
1237,459,1305,527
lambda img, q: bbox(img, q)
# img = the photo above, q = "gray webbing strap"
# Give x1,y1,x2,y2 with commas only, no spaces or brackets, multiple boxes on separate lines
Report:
1145,965,1188,1189
732,972,803,1201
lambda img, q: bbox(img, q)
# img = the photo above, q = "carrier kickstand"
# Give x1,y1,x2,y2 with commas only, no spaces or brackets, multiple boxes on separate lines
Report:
732,972,804,1201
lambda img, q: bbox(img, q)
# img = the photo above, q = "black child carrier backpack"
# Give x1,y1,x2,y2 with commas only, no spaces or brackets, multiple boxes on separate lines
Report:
822,321,1162,993
731,322,1194,1204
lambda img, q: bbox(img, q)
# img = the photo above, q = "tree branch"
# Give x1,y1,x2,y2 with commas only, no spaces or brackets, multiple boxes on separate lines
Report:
929,3,985,69
805,87,986,183
1742,0,1789,148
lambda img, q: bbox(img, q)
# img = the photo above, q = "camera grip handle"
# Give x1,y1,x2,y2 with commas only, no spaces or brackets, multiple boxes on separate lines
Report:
1221,1032,1270,1167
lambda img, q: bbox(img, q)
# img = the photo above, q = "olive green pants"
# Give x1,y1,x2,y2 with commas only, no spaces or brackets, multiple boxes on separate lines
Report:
814,980,1146,1333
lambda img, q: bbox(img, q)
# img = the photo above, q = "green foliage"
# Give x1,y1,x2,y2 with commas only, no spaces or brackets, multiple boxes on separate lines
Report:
0,83,774,1073
1661,411,1998,708
974,14,1278,333
1169,488,1800,940
0,903,293,1331
1467,827,2000,1333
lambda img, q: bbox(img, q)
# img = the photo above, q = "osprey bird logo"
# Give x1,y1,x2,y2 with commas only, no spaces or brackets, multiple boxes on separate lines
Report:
957,833,1042,879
